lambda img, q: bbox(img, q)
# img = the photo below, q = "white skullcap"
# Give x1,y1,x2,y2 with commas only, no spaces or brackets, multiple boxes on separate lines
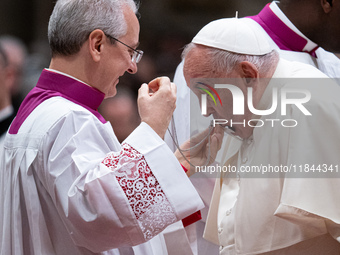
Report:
192,18,272,55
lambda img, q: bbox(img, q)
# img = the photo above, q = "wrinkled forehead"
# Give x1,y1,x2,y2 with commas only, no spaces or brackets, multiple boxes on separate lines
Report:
183,47,213,80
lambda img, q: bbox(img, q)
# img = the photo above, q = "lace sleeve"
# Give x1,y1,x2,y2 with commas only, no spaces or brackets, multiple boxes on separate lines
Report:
102,143,177,240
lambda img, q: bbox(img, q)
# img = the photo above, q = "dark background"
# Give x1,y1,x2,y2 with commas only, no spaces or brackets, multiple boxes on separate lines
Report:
0,0,271,82
0,0,271,141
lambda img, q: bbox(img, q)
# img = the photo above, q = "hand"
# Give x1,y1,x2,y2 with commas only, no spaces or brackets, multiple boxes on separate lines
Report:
138,77,176,139
175,125,224,176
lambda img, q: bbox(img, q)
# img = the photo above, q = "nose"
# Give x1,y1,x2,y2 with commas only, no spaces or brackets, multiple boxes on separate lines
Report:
205,105,216,117
127,61,138,74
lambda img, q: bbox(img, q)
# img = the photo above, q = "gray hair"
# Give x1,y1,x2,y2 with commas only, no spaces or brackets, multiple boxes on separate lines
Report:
182,43,279,77
48,0,138,56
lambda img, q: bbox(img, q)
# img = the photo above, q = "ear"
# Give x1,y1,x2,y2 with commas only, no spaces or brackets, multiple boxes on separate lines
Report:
321,0,333,13
240,61,259,87
88,29,106,62
5,66,16,90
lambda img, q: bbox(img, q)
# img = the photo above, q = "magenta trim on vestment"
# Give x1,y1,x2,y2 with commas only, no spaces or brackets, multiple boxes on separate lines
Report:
9,69,106,134
249,4,318,57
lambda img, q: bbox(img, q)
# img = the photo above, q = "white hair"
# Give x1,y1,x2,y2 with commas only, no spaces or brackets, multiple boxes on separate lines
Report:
182,43,279,76
48,0,138,56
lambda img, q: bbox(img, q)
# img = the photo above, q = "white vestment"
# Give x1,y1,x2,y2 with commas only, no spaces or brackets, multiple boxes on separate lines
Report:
165,2,340,254
0,105,15,158
0,69,204,255
205,59,340,254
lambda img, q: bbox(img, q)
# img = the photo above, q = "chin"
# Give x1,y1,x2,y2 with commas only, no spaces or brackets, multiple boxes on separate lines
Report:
105,83,118,98
106,92,117,99
104,89,117,99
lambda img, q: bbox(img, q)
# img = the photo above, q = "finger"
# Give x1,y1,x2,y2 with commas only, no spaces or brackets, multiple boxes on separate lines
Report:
208,134,220,164
138,83,149,97
159,76,171,87
157,77,171,92
148,76,170,92
213,125,225,149
189,127,212,154
170,82,177,95
147,77,160,93
191,127,211,144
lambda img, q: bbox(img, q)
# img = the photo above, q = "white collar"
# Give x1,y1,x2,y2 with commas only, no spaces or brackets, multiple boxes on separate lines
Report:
45,68,91,87
269,1,318,52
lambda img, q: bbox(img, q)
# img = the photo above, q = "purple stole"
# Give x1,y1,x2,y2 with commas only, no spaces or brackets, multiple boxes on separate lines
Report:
9,69,106,134
249,4,319,57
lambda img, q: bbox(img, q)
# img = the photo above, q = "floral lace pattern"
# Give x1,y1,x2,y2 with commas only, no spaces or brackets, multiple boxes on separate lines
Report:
102,143,177,240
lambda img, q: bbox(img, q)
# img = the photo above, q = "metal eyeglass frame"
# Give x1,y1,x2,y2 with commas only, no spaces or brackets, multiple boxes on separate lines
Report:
105,33,143,63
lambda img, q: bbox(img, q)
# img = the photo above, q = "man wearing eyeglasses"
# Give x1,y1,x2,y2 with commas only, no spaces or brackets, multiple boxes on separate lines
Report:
0,0,205,254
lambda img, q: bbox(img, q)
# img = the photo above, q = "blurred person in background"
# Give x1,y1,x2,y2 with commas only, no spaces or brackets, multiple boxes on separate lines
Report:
99,88,140,143
0,35,28,111
0,44,14,156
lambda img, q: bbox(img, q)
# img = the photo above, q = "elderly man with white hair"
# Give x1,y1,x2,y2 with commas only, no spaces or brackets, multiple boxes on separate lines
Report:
176,18,340,254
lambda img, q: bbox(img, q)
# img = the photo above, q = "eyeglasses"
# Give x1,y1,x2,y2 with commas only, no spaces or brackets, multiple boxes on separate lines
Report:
105,34,143,64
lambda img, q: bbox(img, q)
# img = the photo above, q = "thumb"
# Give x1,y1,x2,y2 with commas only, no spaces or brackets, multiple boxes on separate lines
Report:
138,83,149,97
207,134,220,164
170,82,177,95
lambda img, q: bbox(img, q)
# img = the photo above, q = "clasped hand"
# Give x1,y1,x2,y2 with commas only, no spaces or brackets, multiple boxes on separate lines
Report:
175,125,224,176
138,77,176,139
